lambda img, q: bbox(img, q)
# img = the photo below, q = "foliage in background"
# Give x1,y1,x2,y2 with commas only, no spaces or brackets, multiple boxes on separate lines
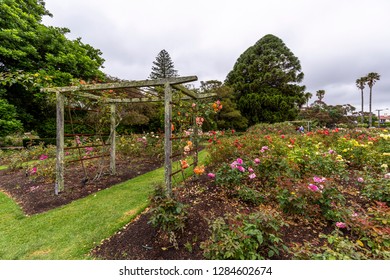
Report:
0,97,23,136
298,90,357,128
199,80,248,131
225,34,306,125
149,49,178,79
0,0,106,136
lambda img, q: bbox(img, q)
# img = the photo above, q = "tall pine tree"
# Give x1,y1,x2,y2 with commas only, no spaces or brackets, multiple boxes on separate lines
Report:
149,49,178,79
225,34,306,125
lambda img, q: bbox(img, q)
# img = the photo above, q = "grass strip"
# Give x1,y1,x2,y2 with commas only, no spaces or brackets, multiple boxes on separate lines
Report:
0,151,208,260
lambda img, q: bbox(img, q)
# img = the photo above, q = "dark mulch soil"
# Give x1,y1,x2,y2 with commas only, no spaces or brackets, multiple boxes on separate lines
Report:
0,157,162,215
91,176,239,260
0,157,371,260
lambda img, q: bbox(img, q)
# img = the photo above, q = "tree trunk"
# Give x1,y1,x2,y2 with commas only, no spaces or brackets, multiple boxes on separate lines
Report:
361,89,364,123
369,86,373,127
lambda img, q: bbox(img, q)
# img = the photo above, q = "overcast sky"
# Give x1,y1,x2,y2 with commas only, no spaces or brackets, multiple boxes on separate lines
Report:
42,0,390,115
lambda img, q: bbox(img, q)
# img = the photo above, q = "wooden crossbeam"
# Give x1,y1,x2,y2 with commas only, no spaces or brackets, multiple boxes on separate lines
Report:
42,76,198,93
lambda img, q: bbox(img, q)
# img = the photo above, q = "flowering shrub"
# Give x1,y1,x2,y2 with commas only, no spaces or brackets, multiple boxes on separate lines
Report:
148,184,188,249
116,133,163,159
201,207,288,260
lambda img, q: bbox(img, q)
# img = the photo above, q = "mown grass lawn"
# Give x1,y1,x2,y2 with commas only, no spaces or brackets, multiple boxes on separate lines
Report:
0,151,207,260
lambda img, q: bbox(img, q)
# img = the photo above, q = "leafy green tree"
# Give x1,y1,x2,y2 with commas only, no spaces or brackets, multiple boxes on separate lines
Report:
225,34,306,125
149,49,178,79
365,72,380,127
0,0,106,136
356,77,366,123
199,80,248,131
299,100,356,128
0,96,23,137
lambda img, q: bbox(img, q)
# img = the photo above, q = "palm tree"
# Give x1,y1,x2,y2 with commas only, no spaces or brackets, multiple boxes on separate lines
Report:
304,92,313,108
316,90,325,102
356,77,366,123
366,72,380,127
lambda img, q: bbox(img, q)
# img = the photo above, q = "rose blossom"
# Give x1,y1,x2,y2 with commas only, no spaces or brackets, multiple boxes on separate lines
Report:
336,222,347,228
308,184,319,192
313,176,326,183
237,166,246,172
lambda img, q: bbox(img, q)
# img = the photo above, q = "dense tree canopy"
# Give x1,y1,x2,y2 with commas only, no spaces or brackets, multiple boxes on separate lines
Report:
225,34,306,125
0,0,106,136
199,80,248,131
0,95,23,137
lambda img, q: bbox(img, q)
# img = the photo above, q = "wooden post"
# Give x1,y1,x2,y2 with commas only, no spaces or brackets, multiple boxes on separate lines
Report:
110,103,116,175
164,83,173,197
55,91,65,195
193,102,199,167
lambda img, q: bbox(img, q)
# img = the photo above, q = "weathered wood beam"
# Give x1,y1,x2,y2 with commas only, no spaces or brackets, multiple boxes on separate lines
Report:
181,92,218,100
110,104,116,175
55,91,65,195
164,83,173,198
107,96,163,103
171,84,197,99
68,92,216,103
42,76,198,93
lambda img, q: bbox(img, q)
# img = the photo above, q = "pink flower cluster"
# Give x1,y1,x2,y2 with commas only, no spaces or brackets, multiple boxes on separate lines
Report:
260,146,269,153
39,154,48,160
196,117,204,126
336,222,347,228
230,158,257,179
313,176,326,183
231,158,245,172
30,167,37,175
308,176,326,192
85,147,94,154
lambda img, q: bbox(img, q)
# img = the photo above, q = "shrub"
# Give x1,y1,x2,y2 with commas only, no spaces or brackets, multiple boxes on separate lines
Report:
148,184,188,249
362,176,390,205
236,186,264,206
291,229,390,260
201,208,288,260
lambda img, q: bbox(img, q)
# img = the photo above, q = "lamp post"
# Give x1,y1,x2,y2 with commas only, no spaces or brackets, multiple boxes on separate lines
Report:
375,108,388,128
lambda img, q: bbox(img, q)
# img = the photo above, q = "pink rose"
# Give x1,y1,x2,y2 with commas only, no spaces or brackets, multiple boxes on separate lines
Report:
336,222,347,228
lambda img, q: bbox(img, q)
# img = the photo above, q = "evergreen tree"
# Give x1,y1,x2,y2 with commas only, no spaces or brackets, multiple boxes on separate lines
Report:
149,49,178,79
225,34,306,125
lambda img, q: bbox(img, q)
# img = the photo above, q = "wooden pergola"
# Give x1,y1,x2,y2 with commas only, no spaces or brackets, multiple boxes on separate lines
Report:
42,76,216,196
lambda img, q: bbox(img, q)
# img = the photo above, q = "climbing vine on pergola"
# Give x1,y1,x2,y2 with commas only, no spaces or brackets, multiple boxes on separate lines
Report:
42,76,215,196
